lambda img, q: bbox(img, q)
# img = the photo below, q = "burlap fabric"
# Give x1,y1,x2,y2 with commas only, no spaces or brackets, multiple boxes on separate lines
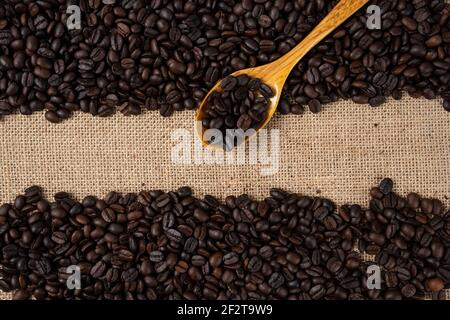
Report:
1,97,450,300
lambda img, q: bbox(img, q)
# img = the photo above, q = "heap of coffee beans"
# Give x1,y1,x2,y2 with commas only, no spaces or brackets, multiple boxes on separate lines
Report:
0,179,448,300
201,75,273,148
0,0,450,123
341,178,450,300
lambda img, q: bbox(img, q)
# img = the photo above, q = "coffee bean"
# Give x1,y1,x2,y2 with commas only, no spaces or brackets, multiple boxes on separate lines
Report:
0,31,11,45
2,0,447,121
259,245,274,260
426,278,444,292
268,272,285,289
248,256,263,272
101,208,116,223
51,231,67,245
260,84,274,98
166,229,182,243
0,279,11,291
107,223,123,234
122,268,138,282
206,253,221,269
13,289,30,300
223,252,239,266
167,59,186,75
220,76,238,92
91,261,106,278
379,178,393,195
426,35,442,48
237,114,252,131
308,99,321,113
91,47,106,62
310,284,326,300
401,284,417,298
384,290,402,300
149,251,164,263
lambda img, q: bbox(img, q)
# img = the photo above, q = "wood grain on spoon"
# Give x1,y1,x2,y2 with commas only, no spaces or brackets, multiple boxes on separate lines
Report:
196,0,370,148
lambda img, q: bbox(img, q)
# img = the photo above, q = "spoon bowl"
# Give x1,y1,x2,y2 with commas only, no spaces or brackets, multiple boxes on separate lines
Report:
195,0,369,149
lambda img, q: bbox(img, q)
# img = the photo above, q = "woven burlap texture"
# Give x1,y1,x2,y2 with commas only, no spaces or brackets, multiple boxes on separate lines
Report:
1,97,449,203
1,97,450,300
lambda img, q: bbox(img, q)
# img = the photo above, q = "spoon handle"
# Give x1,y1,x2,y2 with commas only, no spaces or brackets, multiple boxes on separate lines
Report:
274,0,369,73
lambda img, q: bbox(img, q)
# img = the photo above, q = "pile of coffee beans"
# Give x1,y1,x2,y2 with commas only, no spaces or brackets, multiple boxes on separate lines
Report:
0,0,450,123
0,179,448,300
201,75,273,148
341,178,450,300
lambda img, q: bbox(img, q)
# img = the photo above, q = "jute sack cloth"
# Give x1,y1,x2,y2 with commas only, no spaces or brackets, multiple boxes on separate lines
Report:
0,97,449,300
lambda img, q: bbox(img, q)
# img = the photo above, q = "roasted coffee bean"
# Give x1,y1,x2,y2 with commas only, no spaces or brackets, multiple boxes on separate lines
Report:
51,232,67,245
44,110,61,123
13,289,30,300
117,249,134,262
426,278,445,292
122,268,138,282
308,99,321,113
248,256,263,273
223,252,239,266
149,251,164,263
101,208,116,223
221,77,238,92
90,261,106,278
0,31,11,45
379,178,393,195
167,59,186,75
401,284,417,298
310,284,326,300
166,229,182,243
268,272,285,289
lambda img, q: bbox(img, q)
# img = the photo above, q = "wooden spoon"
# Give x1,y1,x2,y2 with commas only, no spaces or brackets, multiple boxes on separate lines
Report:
195,0,369,149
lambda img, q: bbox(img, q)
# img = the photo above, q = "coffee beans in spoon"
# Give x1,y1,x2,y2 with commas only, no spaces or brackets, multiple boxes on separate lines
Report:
201,75,274,149
1,0,450,122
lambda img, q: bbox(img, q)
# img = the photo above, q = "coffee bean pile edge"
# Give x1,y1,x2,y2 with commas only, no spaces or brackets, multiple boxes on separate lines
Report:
0,179,449,300
1,0,450,122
